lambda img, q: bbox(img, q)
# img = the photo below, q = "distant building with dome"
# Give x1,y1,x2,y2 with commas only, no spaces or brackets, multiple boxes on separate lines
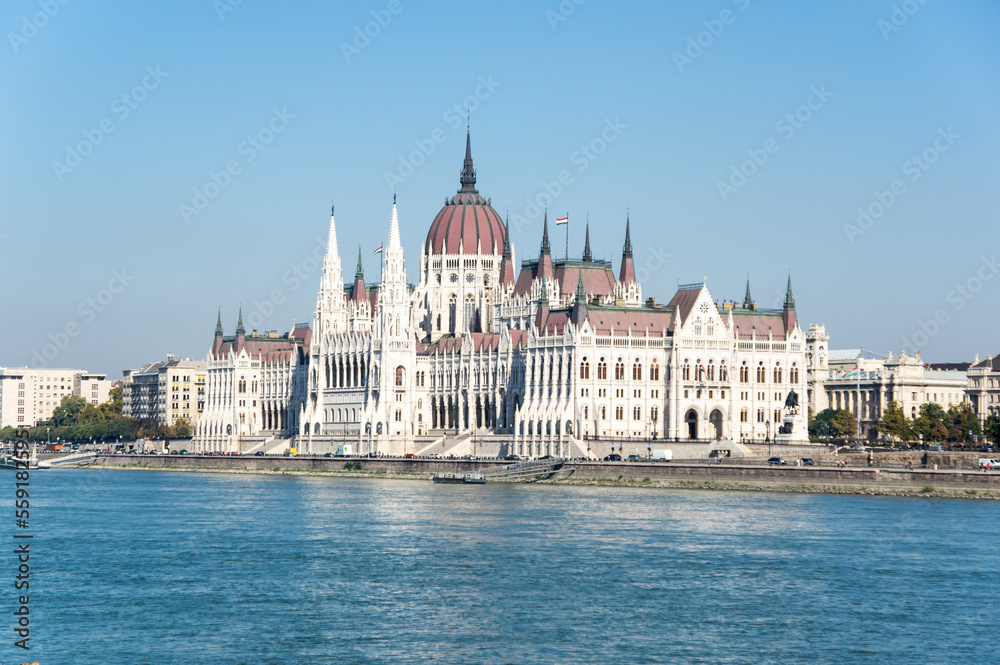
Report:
195,131,810,455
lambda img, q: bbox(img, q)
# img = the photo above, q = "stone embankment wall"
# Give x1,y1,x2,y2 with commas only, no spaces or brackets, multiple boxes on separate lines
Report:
82,454,1000,493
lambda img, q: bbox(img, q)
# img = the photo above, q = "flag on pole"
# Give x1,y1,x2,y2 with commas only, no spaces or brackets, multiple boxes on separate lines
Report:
555,216,568,226
373,245,383,255
843,366,859,379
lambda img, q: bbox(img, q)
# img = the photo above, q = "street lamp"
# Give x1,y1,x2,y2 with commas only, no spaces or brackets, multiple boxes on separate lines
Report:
766,420,771,457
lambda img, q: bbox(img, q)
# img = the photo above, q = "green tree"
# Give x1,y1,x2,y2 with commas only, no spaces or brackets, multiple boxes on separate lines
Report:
946,402,981,443
809,409,837,438
100,386,123,417
984,414,1000,444
174,417,192,438
878,400,909,442
912,403,946,442
831,409,857,438
50,395,89,427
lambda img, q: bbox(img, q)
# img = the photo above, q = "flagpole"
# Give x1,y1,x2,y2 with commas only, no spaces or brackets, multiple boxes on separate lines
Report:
565,212,569,262
856,348,862,444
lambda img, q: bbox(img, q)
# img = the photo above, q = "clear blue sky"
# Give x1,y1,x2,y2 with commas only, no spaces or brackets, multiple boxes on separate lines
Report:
2,0,998,377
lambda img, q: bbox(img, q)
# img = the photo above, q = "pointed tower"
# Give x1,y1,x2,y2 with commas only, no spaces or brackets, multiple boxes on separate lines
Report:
782,272,797,331
499,214,515,288
380,197,409,340
235,306,246,352
352,245,366,302
537,210,554,300
315,204,346,337
582,222,593,262
571,270,588,326
213,309,224,355
459,125,477,193
614,211,641,305
743,275,755,310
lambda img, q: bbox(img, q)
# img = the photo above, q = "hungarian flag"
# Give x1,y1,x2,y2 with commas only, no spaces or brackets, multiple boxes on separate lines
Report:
843,366,859,379
373,245,383,255
555,216,568,226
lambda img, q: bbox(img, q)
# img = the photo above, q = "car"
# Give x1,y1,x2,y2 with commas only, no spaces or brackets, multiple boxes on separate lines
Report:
403,453,417,459
767,457,787,466
169,450,178,455
800,458,815,466
539,455,554,460
982,446,995,453
255,451,265,456
603,454,622,462
626,454,641,462
179,449,190,455
504,454,520,461
928,445,944,451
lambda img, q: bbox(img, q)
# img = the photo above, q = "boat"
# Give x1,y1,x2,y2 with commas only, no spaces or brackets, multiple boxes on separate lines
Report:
432,471,487,484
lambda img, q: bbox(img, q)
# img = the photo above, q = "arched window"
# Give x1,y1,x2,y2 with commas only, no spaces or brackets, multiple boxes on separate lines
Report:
757,362,766,383
683,363,691,381
615,359,625,381
464,294,476,331
773,365,783,384
694,317,702,336
580,359,590,379
740,363,749,383
238,378,246,393
632,360,642,381
601,406,607,420
649,360,660,381
448,294,457,333
615,406,624,420
651,406,659,422
707,362,715,381
395,366,404,387
633,406,641,420
790,365,799,384
597,358,607,380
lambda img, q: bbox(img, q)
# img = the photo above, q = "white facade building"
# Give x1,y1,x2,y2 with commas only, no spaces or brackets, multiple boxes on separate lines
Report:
0,367,112,428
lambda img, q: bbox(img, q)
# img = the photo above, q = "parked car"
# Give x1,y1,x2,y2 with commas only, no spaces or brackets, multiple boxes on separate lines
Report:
504,454,520,461
626,454,641,462
603,454,622,462
403,453,417,459
800,458,815,466
928,445,944,451
767,457,787,466
981,445,995,453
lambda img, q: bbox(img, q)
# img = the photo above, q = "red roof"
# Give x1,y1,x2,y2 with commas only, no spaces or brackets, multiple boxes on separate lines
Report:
585,308,672,337
426,191,505,255
665,287,700,323
731,312,788,340
514,261,616,299
972,354,1000,371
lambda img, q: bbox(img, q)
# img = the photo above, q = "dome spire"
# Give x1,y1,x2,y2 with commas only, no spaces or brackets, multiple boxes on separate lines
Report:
502,213,511,260
235,306,245,336
355,244,364,282
215,308,224,337
743,275,754,308
583,222,593,262
623,208,633,258
459,122,477,193
784,272,795,309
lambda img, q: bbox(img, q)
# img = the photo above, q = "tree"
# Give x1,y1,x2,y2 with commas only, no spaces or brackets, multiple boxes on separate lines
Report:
912,403,946,442
809,409,837,438
174,417,192,438
831,409,857,438
878,400,909,442
100,386,123,417
985,414,1000,445
946,402,980,443
50,395,88,427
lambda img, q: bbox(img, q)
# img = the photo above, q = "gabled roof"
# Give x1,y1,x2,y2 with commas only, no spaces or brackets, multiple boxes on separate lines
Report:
731,311,789,340
514,259,616,299
585,305,673,337
665,285,701,324
971,355,1000,371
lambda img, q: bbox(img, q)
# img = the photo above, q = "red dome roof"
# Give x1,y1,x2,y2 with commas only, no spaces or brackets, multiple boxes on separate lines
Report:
425,130,507,256
426,191,506,255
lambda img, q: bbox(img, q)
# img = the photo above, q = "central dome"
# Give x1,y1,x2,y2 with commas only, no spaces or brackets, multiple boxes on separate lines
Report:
425,131,506,256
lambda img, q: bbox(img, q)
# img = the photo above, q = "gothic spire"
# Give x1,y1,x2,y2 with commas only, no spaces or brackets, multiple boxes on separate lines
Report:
540,209,551,256
582,222,593,262
575,269,587,302
784,272,795,309
215,308,223,337
355,244,364,282
743,275,754,308
459,125,477,193
235,306,245,336
571,270,588,325
502,213,511,260
623,210,633,258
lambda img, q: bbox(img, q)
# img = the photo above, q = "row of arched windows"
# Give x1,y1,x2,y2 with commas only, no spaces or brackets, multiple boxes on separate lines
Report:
581,358,660,382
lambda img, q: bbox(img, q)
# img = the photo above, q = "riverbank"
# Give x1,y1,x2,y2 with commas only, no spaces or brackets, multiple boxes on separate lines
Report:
58,454,1000,500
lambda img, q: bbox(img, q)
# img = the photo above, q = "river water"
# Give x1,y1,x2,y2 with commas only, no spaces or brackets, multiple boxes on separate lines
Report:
6,469,998,664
